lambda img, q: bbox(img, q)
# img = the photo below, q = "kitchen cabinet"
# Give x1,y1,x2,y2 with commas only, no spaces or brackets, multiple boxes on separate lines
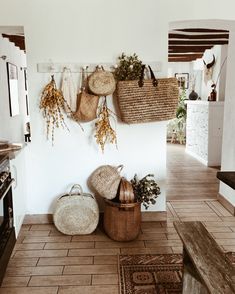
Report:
10,148,27,237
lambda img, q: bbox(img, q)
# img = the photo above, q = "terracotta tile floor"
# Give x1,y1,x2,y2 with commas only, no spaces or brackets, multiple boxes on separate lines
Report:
1,200,235,293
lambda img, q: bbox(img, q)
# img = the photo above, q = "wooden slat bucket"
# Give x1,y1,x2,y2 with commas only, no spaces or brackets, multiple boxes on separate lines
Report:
103,199,141,241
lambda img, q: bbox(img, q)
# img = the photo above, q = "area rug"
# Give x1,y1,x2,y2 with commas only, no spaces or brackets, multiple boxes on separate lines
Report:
118,253,235,294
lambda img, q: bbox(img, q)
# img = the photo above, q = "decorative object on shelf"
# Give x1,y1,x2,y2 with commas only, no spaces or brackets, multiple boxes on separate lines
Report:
175,73,189,89
103,199,141,241
6,62,20,117
118,177,135,204
89,164,123,200
203,54,215,85
88,66,116,96
208,83,217,102
95,97,117,152
53,184,99,235
113,53,143,81
189,89,198,100
116,64,178,124
24,122,31,143
73,67,99,122
208,56,227,102
61,67,77,112
131,174,161,209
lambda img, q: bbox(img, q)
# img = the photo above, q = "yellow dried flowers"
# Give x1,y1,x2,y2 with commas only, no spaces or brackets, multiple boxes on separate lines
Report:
95,98,117,152
39,75,70,143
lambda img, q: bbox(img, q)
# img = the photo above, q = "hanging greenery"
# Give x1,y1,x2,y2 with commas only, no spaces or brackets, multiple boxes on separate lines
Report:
95,98,117,152
114,53,143,81
131,174,161,210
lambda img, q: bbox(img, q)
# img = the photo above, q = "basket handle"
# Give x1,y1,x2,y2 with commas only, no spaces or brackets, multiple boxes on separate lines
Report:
69,184,83,196
138,65,158,87
117,165,124,173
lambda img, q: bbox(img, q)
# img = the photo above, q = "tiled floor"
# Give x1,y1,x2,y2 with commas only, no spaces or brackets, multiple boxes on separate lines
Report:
1,200,235,294
167,144,219,200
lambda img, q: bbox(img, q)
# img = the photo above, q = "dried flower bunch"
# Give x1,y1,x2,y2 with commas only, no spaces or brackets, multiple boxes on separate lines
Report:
40,75,70,143
114,53,143,81
95,98,117,152
131,174,161,209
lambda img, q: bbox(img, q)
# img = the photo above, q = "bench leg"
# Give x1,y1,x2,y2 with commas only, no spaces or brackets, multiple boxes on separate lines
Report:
182,249,209,294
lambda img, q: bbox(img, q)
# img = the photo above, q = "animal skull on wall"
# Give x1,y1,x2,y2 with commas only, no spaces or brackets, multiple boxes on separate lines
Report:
203,54,215,85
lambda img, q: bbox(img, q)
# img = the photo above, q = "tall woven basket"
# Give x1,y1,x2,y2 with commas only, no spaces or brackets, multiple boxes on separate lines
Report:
116,76,179,124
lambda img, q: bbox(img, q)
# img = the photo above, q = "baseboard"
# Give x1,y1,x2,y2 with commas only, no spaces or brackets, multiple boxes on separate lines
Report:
217,193,235,215
23,214,53,224
23,211,167,224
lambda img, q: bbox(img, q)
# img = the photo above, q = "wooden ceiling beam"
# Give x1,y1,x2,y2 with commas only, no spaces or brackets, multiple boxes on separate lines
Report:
2,34,25,51
169,33,229,40
169,40,228,45
173,28,229,33
168,53,203,59
169,45,212,53
168,57,197,62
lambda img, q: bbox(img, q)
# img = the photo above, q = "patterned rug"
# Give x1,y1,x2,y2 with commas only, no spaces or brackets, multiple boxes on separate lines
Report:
118,253,235,294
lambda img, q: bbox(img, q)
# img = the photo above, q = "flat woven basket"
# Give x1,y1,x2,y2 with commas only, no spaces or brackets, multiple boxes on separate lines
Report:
89,165,123,200
116,77,179,124
53,184,99,235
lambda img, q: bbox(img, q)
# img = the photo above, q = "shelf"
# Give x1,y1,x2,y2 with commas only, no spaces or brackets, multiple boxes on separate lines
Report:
37,61,162,73
217,171,235,190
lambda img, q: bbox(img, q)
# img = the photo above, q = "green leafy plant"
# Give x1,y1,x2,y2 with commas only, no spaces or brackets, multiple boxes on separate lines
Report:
167,87,187,144
114,53,143,81
131,174,161,210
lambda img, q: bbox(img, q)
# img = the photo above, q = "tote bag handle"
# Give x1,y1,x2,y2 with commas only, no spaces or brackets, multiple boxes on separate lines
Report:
138,65,158,87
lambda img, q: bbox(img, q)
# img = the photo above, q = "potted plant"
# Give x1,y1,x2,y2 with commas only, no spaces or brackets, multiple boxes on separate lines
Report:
167,86,187,144
131,174,161,209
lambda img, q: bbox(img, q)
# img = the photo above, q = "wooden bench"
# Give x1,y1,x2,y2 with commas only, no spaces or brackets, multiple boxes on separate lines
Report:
174,221,235,294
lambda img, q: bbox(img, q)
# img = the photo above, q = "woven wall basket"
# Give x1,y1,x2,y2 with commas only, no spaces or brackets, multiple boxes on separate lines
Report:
53,184,99,235
116,77,179,124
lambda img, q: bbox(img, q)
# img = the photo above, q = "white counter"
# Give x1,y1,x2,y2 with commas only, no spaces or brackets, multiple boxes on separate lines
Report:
186,101,224,166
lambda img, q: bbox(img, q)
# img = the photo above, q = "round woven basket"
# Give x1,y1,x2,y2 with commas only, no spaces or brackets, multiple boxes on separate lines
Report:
88,67,116,96
53,184,99,235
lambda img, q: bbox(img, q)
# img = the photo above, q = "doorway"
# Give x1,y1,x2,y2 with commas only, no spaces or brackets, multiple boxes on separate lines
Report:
0,26,31,144
166,21,230,201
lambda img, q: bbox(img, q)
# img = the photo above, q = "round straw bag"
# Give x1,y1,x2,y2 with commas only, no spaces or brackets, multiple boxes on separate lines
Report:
89,165,123,200
53,184,99,235
88,66,116,96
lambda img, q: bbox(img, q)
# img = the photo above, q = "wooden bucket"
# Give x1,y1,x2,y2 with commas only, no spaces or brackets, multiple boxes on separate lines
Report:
103,199,141,241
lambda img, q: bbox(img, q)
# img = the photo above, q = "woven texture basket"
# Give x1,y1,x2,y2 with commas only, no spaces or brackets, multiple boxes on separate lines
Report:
116,77,179,124
53,184,99,235
118,177,135,204
103,199,141,241
73,91,99,122
89,165,123,200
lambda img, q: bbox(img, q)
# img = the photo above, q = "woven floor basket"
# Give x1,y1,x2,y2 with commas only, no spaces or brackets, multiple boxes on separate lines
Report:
53,184,99,235
116,77,179,124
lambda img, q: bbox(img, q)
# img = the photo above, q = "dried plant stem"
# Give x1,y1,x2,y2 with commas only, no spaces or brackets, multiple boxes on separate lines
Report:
40,75,83,144
95,97,117,152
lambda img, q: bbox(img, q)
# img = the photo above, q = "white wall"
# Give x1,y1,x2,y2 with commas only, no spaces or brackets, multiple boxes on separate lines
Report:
200,45,228,101
220,32,235,205
1,1,235,214
0,36,28,143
